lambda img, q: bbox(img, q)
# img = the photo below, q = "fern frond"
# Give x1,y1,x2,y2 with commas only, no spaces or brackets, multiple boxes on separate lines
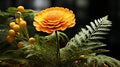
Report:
62,16,111,53
86,55,120,67
61,54,120,67
60,16,113,65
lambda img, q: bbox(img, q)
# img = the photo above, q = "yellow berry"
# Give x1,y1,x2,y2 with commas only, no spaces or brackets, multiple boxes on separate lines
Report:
18,6,24,12
16,18,23,24
28,37,35,44
20,21,27,27
8,29,15,36
9,22,15,28
16,18,20,24
13,24,20,31
17,42,24,48
7,35,14,43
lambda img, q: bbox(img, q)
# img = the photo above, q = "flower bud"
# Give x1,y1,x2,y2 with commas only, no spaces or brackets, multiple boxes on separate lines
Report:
28,37,35,44
15,12,21,18
7,35,14,43
9,22,15,28
20,21,27,27
8,29,15,36
18,6,24,12
15,18,19,24
13,24,20,31
17,42,24,48
16,18,23,24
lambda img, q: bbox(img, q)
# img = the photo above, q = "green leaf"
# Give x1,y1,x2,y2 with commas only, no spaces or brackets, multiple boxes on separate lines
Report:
98,28,110,31
90,36,105,39
81,28,89,37
94,19,99,26
7,7,17,13
81,44,106,51
93,32,108,35
84,41,102,46
86,25,93,33
90,22,96,30
101,24,112,27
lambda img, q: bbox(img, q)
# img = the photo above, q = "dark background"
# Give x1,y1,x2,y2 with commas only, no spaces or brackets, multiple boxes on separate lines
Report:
0,0,120,60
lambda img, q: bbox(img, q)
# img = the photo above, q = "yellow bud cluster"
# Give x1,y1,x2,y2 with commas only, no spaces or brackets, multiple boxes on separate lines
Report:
15,18,27,27
7,6,29,47
9,22,20,31
7,29,15,43
7,16,27,43
7,21,20,43
8,21,20,43
8,17,27,33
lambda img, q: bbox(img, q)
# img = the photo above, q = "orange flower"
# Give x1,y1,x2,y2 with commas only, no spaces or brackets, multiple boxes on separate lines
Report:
33,7,75,33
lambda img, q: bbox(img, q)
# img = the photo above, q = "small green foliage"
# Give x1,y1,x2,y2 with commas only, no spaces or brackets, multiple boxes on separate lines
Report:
6,7,37,18
0,31,68,67
23,31,68,67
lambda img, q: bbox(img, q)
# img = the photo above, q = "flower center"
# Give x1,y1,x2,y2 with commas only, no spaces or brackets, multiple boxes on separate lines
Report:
46,11,62,22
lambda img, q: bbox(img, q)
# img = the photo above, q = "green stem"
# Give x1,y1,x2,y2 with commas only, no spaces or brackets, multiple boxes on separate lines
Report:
20,13,29,40
55,31,60,67
23,27,29,40
18,18,24,40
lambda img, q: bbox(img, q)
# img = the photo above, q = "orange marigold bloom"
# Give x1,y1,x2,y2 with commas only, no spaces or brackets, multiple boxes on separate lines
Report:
33,7,75,33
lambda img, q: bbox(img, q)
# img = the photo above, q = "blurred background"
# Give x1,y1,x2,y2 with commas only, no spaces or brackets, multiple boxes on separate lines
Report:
0,0,120,60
